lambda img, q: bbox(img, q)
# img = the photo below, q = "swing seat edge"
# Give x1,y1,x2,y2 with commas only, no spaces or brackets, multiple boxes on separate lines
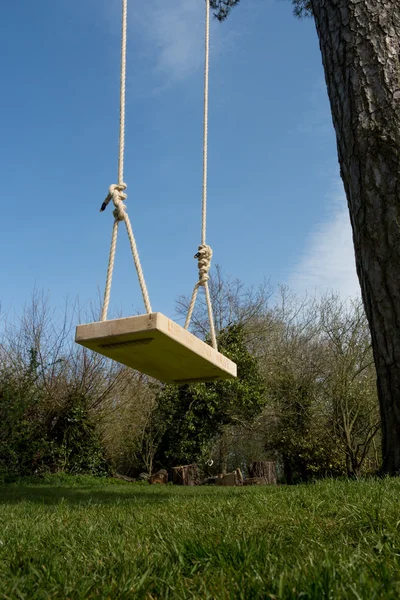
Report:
75,312,237,384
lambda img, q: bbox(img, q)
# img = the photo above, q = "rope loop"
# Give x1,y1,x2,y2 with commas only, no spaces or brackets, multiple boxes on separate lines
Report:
195,244,213,285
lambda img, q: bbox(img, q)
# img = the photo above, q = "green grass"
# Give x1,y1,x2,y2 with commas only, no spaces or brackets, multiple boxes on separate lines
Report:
1,475,400,599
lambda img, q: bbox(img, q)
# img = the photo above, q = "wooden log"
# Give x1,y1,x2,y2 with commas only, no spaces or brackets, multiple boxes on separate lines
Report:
243,477,267,486
248,461,277,484
172,464,200,486
221,472,236,486
113,473,136,482
215,470,243,486
200,476,217,485
235,468,243,486
149,469,168,484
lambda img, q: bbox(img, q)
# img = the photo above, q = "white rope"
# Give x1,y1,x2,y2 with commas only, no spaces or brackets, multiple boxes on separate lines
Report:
118,0,127,186
100,185,152,321
185,0,217,351
201,0,210,247
185,244,213,327
100,218,119,323
100,0,152,321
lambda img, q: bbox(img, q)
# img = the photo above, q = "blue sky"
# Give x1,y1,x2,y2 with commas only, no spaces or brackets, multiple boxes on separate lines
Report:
0,0,359,324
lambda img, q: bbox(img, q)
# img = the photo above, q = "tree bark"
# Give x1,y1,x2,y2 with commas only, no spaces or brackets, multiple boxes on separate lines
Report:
218,428,229,474
248,461,277,484
172,464,200,485
311,0,400,473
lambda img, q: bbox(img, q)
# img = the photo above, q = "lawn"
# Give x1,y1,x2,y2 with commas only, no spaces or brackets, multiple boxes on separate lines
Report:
0,475,400,599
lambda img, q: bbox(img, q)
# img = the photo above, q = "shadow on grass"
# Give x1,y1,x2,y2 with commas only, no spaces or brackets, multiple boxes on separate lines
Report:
0,484,183,506
0,483,245,506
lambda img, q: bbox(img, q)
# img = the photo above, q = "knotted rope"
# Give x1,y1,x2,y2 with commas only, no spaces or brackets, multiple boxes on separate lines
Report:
100,0,152,322
196,244,213,284
185,243,216,349
184,0,217,351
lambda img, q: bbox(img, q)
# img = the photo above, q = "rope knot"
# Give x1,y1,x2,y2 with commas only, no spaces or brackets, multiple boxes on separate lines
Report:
100,183,127,221
110,183,127,221
195,244,213,285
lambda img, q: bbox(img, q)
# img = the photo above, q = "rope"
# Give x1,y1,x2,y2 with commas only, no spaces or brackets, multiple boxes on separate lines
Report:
184,0,217,351
201,0,210,247
100,0,152,321
118,0,127,186
100,185,152,321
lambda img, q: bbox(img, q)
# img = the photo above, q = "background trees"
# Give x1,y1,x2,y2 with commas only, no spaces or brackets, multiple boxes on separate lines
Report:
208,0,400,474
0,277,381,482
0,293,122,479
319,296,380,477
151,323,266,470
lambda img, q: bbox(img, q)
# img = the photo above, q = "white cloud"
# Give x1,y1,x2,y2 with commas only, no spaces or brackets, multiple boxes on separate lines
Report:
124,0,233,83
102,0,205,80
288,187,361,299
102,0,243,87
141,0,205,80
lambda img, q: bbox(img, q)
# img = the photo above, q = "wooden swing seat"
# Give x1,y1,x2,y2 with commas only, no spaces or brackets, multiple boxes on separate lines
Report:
75,313,237,384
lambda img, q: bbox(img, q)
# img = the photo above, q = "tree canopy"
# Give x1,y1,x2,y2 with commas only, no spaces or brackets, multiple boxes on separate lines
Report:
210,0,313,21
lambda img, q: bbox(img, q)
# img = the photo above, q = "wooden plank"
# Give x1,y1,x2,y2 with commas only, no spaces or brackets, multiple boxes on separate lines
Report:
75,313,237,384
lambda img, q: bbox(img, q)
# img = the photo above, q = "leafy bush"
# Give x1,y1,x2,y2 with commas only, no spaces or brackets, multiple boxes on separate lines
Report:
0,362,109,481
150,324,266,468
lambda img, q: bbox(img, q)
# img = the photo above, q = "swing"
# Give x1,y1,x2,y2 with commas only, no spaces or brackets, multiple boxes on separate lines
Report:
75,0,237,384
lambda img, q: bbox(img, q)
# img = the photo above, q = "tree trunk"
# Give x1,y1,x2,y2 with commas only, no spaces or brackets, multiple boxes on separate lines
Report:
218,428,229,474
311,0,400,473
283,459,294,484
248,461,277,484
172,464,200,485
